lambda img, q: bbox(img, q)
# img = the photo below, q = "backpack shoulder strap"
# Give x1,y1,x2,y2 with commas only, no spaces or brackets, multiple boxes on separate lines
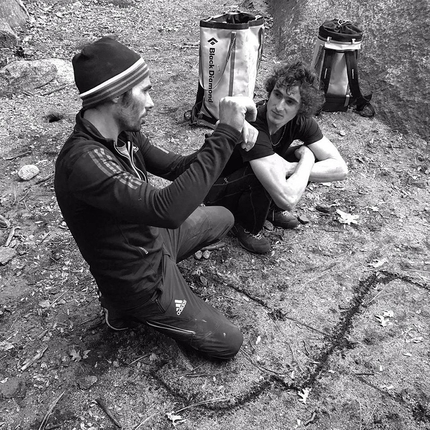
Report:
344,51,375,117
320,49,336,93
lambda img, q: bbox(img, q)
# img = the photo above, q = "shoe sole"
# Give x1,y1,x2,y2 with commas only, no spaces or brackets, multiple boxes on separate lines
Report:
237,239,271,254
104,309,130,331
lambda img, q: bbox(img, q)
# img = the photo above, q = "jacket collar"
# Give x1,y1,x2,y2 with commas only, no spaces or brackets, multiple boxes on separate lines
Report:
74,110,134,153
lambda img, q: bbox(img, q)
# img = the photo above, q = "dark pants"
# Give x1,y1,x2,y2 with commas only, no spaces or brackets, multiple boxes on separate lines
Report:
129,206,242,360
204,164,272,234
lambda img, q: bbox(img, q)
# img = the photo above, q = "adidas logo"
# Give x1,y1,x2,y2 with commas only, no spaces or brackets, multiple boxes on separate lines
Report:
175,299,187,316
208,37,218,45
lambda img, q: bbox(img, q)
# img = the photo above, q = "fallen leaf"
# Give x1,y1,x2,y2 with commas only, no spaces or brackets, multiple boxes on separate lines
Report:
382,310,394,318
369,258,388,268
166,412,186,427
375,311,394,327
298,387,311,404
406,336,423,343
70,348,81,362
336,209,359,225
39,300,51,308
0,340,14,351
375,315,389,327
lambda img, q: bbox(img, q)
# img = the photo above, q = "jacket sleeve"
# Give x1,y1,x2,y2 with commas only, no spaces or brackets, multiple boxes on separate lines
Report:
67,124,240,228
136,135,198,181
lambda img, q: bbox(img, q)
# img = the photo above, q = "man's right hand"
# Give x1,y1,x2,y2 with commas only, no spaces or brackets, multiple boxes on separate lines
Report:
294,145,315,161
218,96,257,133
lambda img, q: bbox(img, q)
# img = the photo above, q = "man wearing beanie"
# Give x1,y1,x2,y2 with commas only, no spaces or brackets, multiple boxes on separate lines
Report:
54,36,257,360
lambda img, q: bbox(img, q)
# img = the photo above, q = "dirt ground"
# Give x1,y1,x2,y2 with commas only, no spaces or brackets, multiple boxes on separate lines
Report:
0,0,429,429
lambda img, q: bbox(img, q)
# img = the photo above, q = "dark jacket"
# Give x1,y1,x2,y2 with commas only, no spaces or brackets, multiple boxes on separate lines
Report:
54,111,241,310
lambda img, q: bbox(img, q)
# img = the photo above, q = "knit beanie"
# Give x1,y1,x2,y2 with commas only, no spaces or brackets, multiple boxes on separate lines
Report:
72,37,149,109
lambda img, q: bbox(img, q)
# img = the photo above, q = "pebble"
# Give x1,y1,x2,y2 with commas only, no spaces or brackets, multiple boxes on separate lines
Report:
298,215,310,224
77,375,98,390
0,377,27,399
0,246,16,265
18,165,39,181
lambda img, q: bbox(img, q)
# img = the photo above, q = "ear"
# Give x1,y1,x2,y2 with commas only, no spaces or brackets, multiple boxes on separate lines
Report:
111,95,121,105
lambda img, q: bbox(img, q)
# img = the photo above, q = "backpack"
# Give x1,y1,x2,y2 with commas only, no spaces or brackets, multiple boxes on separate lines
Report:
311,19,375,117
189,11,264,128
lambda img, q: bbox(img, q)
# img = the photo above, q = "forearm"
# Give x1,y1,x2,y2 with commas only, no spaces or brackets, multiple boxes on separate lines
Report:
308,158,348,182
285,158,348,183
277,155,315,210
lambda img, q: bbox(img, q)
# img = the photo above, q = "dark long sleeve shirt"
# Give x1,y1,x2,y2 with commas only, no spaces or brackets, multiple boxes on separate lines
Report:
54,111,241,310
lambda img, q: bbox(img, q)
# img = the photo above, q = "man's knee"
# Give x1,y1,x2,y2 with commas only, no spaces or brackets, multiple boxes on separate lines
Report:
201,205,234,238
197,322,243,360
216,324,243,360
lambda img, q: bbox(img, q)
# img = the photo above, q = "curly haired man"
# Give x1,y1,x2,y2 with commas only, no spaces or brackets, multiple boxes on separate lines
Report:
204,61,348,253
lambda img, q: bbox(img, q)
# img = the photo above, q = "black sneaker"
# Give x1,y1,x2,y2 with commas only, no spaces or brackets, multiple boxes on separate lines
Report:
267,210,300,229
104,307,131,331
231,224,271,254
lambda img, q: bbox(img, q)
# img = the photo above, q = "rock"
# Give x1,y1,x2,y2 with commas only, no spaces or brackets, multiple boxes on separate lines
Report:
0,377,27,400
270,0,430,140
0,0,29,29
298,215,310,224
315,205,334,214
77,375,98,390
0,58,74,96
0,20,18,48
0,246,16,265
45,58,75,85
18,164,39,181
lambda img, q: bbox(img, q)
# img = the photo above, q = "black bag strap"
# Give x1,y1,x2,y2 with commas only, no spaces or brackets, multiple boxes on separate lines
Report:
344,51,375,117
320,49,336,93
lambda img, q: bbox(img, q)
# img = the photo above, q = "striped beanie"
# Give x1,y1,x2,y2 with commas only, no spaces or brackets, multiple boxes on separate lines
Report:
72,37,149,109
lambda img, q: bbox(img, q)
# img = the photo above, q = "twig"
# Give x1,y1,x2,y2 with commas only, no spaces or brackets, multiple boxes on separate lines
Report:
173,397,228,414
5,226,19,247
132,412,158,430
35,173,54,185
242,349,288,377
51,292,66,306
0,214,11,228
304,411,317,426
364,287,386,307
128,353,151,366
41,84,69,96
95,397,123,428
3,150,31,161
201,241,226,251
21,346,48,371
38,391,65,430
18,189,31,203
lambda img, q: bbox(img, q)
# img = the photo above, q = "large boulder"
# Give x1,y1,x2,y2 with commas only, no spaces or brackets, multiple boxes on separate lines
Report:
0,58,74,96
0,0,29,48
0,0,28,29
269,0,430,140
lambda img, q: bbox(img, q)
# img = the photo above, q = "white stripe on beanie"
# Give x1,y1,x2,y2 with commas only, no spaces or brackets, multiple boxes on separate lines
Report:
79,57,148,98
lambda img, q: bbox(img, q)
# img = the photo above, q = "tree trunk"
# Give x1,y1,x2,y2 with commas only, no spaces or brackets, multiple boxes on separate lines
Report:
0,0,28,29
